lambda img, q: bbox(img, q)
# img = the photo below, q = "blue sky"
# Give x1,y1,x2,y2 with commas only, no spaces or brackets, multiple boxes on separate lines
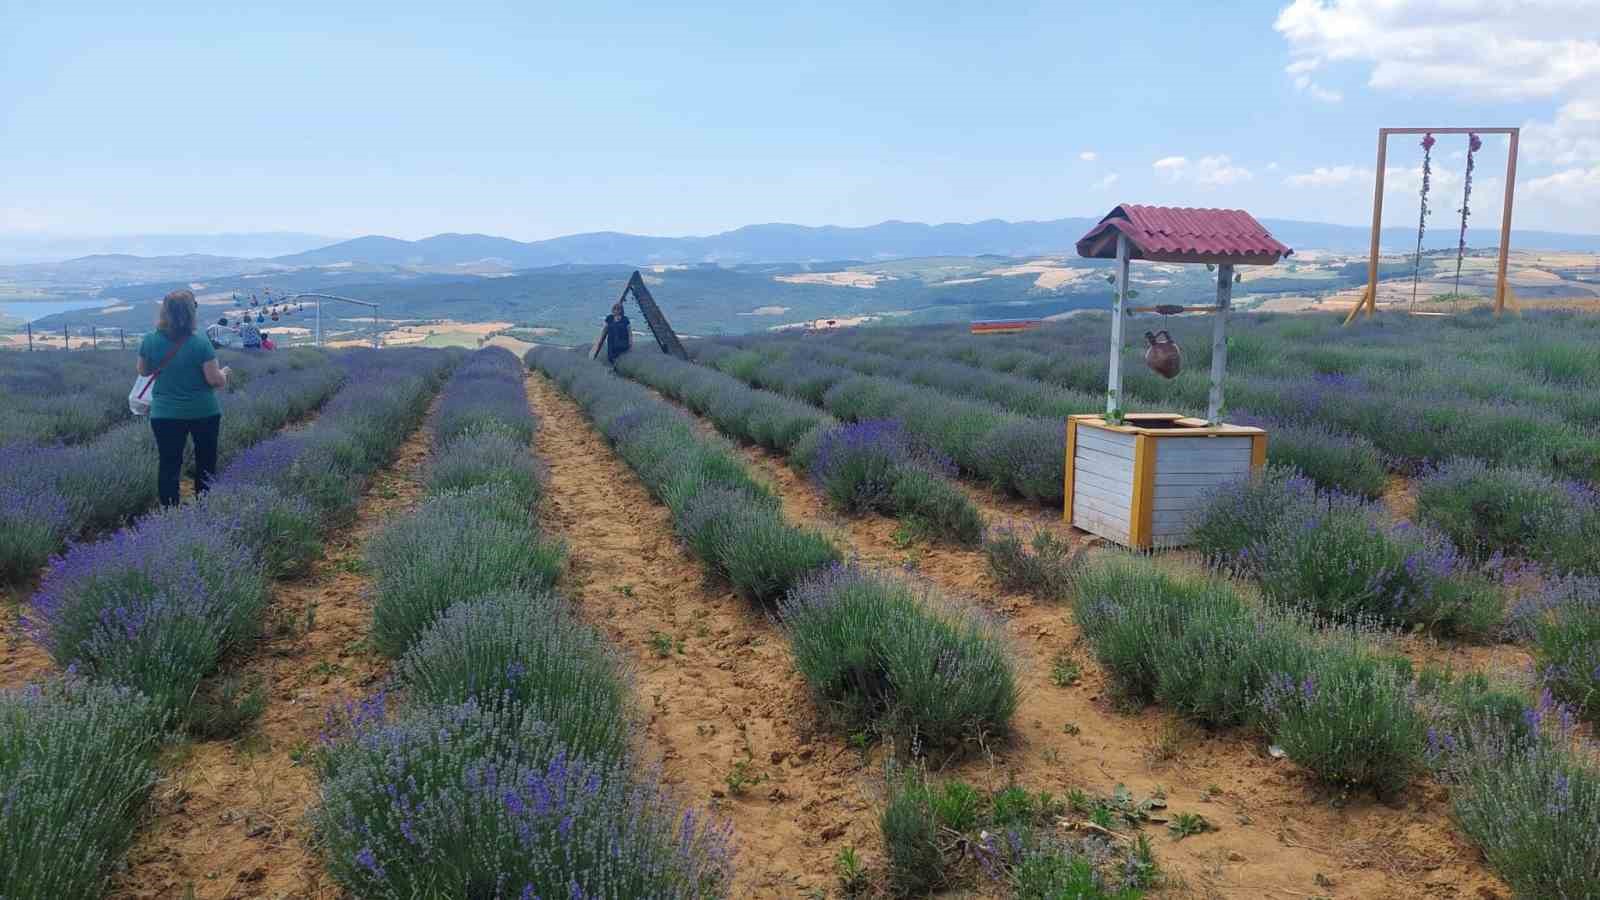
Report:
1,0,1595,239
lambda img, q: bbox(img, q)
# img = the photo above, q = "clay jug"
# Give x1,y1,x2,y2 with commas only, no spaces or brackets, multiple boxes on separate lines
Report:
1144,330,1182,379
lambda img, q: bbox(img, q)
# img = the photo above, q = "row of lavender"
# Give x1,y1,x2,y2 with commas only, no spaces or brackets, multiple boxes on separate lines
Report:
311,347,733,896
0,347,456,899
613,349,984,545
701,336,1387,501
0,348,347,583
727,317,1600,558
0,349,143,446
1194,468,1600,727
1069,551,1599,897
530,347,1018,751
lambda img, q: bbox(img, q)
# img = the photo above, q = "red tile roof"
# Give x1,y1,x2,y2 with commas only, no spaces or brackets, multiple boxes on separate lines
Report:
1076,204,1292,265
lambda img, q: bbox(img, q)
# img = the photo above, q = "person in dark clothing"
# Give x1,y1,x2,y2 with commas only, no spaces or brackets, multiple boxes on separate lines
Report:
137,289,231,507
604,302,632,365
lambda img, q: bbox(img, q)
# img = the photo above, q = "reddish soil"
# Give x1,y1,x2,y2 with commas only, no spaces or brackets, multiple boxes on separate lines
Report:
0,581,54,690
634,379,1511,899
528,372,875,897
107,400,441,900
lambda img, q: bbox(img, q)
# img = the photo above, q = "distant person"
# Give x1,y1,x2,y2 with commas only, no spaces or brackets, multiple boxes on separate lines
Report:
137,289,231,507
239,316,263,349
260,331,276,351
206,315,238,348
604,302,631,365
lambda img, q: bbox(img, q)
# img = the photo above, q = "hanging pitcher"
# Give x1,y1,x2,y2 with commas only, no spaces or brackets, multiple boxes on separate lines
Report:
1144,330,1182,379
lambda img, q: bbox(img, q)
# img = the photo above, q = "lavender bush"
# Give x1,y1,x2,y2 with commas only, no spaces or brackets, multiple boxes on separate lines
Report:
983,523,1081,602
0,469,71,582
1450,738,1600,897
0,676,163,900
1416,459,1600,574
26,508,270,717
434,346,535,447
427,429,544,509
1523,578,1600,724
780,563,1017,748
396,593,633,764
312,699,732,899
368,486,564,657
191,481,323,578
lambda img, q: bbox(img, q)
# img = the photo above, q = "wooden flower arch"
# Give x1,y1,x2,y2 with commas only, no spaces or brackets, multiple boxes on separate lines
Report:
1344,126,1521,324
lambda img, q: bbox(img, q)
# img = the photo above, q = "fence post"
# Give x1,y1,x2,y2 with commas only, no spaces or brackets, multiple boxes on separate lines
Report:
26,322,32,351
92,326,98,349
63,325,69,350
119,328,126,350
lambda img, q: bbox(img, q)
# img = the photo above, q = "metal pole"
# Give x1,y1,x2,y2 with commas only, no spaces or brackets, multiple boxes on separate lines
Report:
119,328,125,350
63,325,69,350
26,322,32,351
1106,233,1129,416
1208,264,1234,423
91,326,97,349
316,299,322,347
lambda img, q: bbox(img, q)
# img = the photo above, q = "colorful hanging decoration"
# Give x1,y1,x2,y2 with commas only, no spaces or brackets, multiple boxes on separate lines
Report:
1454,132,1482,296
1411,133,1436,309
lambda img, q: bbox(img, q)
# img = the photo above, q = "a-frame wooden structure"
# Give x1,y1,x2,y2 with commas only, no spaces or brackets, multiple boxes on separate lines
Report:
590,269,688,360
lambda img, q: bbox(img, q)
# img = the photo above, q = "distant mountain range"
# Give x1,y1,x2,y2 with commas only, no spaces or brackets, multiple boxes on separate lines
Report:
0,232,334,266
269,219,1600,269
4,218,1598,280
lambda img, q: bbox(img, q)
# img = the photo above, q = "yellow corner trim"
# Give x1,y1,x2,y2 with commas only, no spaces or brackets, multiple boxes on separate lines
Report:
1250,433,1268,470
1129,433,1155,549
1063,418,1079,524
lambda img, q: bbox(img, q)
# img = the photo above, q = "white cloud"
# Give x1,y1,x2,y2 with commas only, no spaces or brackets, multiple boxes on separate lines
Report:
1275,0,1600,100
1292,73,1343,102
1286,164,1372,187
1523,98,1600,164
1153,155,1253,186
1079,151,1098,162
1528,166,1600,205
1092,173,1120,190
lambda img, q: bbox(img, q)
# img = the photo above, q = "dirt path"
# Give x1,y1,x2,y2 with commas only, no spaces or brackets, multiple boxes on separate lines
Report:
108,399,441,900
526,371,874,898
650,391,1509,899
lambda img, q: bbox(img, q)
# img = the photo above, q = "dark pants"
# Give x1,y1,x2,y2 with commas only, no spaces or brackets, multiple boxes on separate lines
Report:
151,415,221,507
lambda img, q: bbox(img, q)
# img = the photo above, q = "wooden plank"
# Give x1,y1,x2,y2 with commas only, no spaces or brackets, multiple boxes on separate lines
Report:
1063,419,1077,524
1157,436,1253,453
1073,478,1133,509
1155,451,1254,471
1074,509,1130,544
1251,433,1268,470
1073,492,1132,525
1076,429,1137,458
1076,447,1137,475
1153,461,1253,477
1129,433,1155,549
1073,467,1134,495
1149,471,1250,486
1496,129,1519,316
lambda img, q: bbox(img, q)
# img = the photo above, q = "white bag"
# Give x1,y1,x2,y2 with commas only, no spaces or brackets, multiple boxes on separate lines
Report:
128,334,188,416
128,374,158,415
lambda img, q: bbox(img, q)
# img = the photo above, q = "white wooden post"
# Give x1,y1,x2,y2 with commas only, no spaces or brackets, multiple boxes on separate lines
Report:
1207,264,1234,422
1106,233,1130,415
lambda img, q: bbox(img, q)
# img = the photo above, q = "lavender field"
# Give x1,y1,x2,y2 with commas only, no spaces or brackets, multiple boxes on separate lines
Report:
2,320,1598,898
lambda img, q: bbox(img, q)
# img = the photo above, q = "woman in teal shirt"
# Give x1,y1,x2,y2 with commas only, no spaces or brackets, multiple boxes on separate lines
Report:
137,289,232,507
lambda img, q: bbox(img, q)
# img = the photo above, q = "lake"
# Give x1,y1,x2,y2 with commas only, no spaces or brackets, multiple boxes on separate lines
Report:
0,298,111,321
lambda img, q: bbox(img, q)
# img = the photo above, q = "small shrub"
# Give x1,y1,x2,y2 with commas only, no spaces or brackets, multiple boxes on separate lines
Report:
1451,741,1600,898
313,699,731,898
782,564,1016,748
395,593,633,764
881,774,943,896
1253,418,1388,498
984,523,1081,602
0,676,163,900
930,780,983,832
368,487,565,657
1188,466,1316,567
27,510,270,717
0,480,70,584
974,418,1067,504
427,428,544,509
1416,459,1600,573
676,488,837,605
187,674,268,739
1528,585,1600,724
1260,648,1426,799
195,482,322,579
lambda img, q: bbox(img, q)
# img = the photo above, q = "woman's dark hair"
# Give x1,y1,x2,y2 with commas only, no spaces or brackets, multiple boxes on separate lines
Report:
218,316,229,326
158,289,198,338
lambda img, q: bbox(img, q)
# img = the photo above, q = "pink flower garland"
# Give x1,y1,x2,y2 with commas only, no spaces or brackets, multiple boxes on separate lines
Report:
1411,133,1436,307
1454,132,1483,295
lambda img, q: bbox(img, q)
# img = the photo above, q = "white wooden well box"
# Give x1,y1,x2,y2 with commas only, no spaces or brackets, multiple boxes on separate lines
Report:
1064,413,1265,550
